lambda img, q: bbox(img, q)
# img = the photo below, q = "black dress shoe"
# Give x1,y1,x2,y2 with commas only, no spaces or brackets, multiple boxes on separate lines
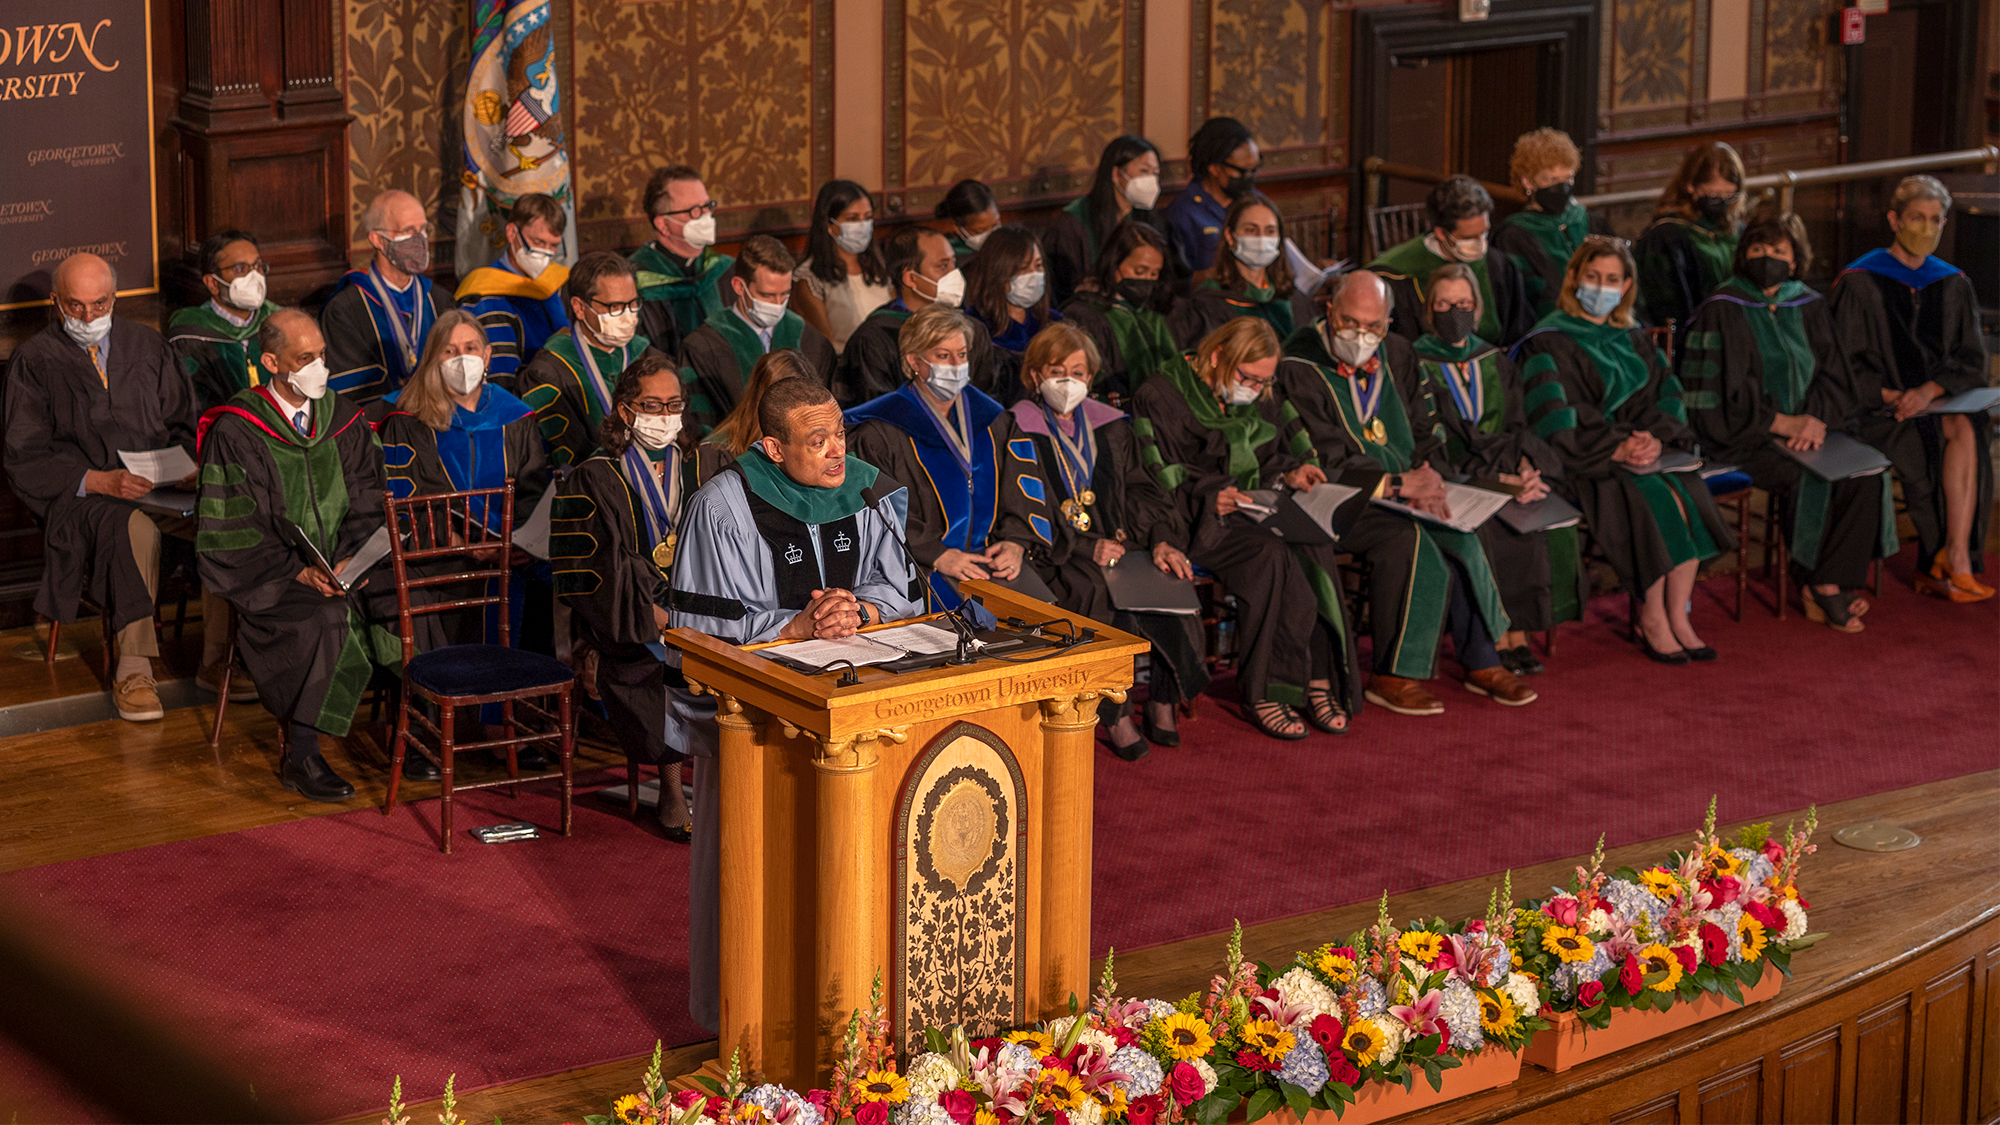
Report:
1142,711,1181,748
1684,645,1718,662
660,821,693,844
1110,736,1152,762
1510,646,1545,676
282,753,357,803
1637,635,1690,665
400,753,441,782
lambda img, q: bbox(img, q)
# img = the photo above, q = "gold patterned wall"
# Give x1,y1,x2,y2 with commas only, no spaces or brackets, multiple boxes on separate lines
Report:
344,0,467,256
1206,0,1332,156
1601,0,1840,135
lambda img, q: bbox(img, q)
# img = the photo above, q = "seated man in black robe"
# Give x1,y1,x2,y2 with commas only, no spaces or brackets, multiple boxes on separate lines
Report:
1369,176,1536,348
319,189,440,407
1829,174,1992,602
4,252,198,723
834,225,999,407
668,375,924,1033
196,309,414,801
681,235,836,435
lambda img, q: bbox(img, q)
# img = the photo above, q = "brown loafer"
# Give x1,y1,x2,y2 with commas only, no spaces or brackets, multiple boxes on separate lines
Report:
1365,674,1443,716
1463,665,1537,706
114,674,165,722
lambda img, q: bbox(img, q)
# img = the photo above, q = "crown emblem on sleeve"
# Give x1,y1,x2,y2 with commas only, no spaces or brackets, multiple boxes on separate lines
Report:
784,543,804,565
833,531,853,553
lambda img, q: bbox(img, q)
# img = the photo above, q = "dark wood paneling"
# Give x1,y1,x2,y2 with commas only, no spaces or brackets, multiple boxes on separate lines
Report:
1775,1026,1841,1124
1855,995,1913,1125
1981,943,2000,1125
1696,1059,1763,1124
1918,963,1974,1124
227,152,327,244
1612,1090,1684,1124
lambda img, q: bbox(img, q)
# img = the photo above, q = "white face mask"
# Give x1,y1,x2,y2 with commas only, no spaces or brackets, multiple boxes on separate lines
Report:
1232,235,1281,270
1039,376,1088,414
62,312,113,348
742,292,788,330
1225,381,1261,406
1448,233,1489,262
442,354,486,395
287,357,330,400
1329,326,1383,368
917,267,965,308
1122,173,1161,210
516,245,559,278
593,308,639,347
960,227,992,252
679,214,717,249
1006,270,1047,309
834,219,874,255
925,360,972,401
224,271,266,310
630,412,682,450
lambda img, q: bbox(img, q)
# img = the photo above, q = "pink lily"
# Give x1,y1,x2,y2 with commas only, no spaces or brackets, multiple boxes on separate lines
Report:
1388,989,1445,1037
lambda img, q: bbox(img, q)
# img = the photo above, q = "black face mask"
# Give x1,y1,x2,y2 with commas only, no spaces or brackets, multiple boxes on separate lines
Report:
1431,308,1478,345
1739,255,1791,289
1221,170,1257,200
1694,193,1737,222
1532,181,1574,214
1115,278,1157,306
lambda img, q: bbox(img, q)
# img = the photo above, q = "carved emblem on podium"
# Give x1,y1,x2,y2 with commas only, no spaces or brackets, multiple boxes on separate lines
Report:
895,722,1026,1053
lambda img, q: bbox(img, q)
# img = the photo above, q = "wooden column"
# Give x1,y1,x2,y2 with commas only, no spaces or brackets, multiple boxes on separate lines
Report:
716,702,766,1072
171,0,351,297
1037,692,1111,1016
814,733,884,1069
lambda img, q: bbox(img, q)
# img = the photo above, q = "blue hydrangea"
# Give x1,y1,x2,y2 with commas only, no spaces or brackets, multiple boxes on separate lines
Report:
1550,945,1613,1000
1438,979,1484,1052
997,1041,1039,1074
1714,903,1746,960
1109,1046,1163,1097
1351,976,1387,1017
1602,878,1665,934
1731,848,1776,888
895,1099,953,1125
1274,1040,1329,1095
745,1085,823,1125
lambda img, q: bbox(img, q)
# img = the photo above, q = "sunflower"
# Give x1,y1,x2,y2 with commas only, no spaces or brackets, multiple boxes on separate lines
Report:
1158,1012,1215,1060
1638,943,1683,992
1093,1085,1130,1117
854,1069,911,1105
1341,1018,1388,1065
1478,991,1520,1036
975,1111,999,1125
1004,1028,1055,1057
1239,1017,1295,1061
1034,1068,1087,1113
1312,945,1357,984
1737,914,1768,962
612,1094,647,1125
1397,930,1443,963
1704,848,1743,879
1540,925,1597,964
1637,866,1679,899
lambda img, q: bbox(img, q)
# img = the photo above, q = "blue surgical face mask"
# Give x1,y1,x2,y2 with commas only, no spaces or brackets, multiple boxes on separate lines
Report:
1576,283,1624,318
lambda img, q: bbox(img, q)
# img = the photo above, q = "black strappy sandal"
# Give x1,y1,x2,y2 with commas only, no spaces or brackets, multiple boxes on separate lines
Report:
1247,700,1309,741
1802,587,1863,633
1304,686,1349,735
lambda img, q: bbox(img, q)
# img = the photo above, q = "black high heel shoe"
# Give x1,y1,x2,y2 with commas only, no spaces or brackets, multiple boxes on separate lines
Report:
1142,705,1181,748
1637,634,1690,665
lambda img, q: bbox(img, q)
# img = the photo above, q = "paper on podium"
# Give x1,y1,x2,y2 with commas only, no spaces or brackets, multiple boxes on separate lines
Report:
757,634,907,671
1372,482,1511,533
119,446,196,484
1774,432,1892,481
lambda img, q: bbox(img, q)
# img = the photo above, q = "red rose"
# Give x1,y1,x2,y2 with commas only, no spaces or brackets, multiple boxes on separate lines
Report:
1745,901,1785,931
939,1090,976,1125
1761,837,1785,865
1167,1061,1206,1106
972,1037,1003,1056
1433,948,1457,973
1538,1002,1554,1017
1309,1014,1344,1054
1702,875,1741,907
1110,1026,1138,1049
1041,1054,1075,1074
1674,945,1698,976
1699,922,1729,966
1577,980,1605,1007
1542,897,1579,927
1235,1049,1279,1072
1466,920,1487,933
1328,1055,1361,1086
1619,956,1643,994
1127,1095,1165,1125
808,1090,832,1117
1049,1113,1070,1125
672,1091,707,1110
856,1102,890,1125
1330,945,1357,961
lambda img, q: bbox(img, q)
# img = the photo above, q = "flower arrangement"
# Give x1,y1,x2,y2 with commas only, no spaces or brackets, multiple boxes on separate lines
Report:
1507,801,1824,1031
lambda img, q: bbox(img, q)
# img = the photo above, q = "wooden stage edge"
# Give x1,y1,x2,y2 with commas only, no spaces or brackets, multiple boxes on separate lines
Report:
346,770,2000,1125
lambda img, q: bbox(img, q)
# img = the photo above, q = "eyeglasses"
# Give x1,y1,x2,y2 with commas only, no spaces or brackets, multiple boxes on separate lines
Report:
1235,368,1275,390
586,296,644,317
54,294,113,318
658,200,720,220
1222,161,1261,176
1431,300,1475,313
211,260,269,280
631,397,685,416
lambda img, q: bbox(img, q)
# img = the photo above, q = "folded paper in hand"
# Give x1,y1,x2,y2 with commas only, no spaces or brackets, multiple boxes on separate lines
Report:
1372,481,1511,533
292,524,392,592
119,446,197,485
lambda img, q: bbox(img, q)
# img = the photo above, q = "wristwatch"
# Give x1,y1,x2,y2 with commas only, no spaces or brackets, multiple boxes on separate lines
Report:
1387,473,1403,497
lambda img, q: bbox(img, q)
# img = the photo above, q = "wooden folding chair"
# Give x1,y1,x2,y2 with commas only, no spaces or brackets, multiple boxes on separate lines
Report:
381,483,577,853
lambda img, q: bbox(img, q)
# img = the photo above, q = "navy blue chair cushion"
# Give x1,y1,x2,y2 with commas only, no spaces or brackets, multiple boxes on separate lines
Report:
408,644,573,697
1704,470,1754,496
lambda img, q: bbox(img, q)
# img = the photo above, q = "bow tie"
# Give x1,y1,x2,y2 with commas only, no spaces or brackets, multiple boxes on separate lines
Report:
1341,358,1381,378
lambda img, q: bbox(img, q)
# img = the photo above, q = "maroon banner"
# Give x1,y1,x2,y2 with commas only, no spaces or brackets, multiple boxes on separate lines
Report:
0,5,157,310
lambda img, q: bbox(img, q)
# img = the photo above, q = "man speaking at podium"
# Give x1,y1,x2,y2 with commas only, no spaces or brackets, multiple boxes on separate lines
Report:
667,374,924,1030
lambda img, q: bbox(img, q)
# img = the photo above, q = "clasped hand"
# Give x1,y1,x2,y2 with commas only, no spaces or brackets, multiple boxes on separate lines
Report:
1611,430,1664,467
1885,383,1942,422
779,587,866,640
1396,464,1452,519
933,541,1023,582
1778,413,1828,451
1499,459,1551,503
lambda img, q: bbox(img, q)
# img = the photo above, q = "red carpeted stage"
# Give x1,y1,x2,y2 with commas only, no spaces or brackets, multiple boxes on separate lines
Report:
0,553,1995,1122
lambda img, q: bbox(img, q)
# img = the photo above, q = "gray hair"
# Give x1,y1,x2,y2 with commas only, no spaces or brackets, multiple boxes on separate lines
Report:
358,189,417,234
1421,261,1482,334
1318,268,1394,315
1889,175,1951,216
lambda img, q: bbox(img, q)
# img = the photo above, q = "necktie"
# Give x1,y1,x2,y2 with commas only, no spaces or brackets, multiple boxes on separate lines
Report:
88,344,105,387
294,411,309,435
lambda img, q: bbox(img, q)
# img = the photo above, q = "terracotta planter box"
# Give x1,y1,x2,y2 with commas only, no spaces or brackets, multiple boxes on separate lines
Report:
1522,962,1783,1073
1296,1046,1522,1125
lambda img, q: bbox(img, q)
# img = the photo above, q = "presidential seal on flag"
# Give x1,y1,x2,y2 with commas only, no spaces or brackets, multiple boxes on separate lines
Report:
455,0,576,278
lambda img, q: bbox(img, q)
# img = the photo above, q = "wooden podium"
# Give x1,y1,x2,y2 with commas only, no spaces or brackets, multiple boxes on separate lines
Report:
665,582,1146,1091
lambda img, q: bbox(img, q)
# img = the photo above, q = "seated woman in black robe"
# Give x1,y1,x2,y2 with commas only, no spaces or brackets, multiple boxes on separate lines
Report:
549,355,697,838
692,348,815,488
1043,134,1165,307
1009,322,1208,761
1414,262,1576,674
1172,191,1314,350
1059,220,1188,402
1515,237,1737,663
1683,211,1895,631
960,224,1061,400
1134,318,1356,740
1634,142,1745,354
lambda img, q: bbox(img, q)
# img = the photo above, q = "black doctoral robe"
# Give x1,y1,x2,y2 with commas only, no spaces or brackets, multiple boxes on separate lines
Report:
1827,250,1991,574
1515,313,1737,596
1061,288,1191,403
1634,214,1738,355
1368,236,1537,348
195,388,400,736
680,310,837,436
1010,399,1209,709
1171,282,1317,352
1683,278,1894,589
3,319,198,637
833,301,1004,407
549,447,697,767
516,330,668,471
166,301,279,410
1131,371,1359,711
319,270,440,406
